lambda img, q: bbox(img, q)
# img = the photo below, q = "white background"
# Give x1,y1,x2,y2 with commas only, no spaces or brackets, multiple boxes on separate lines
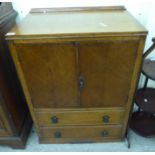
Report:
10,0,155,87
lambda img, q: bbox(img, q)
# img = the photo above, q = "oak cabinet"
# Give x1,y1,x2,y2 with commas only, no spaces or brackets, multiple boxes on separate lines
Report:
6,6,147,143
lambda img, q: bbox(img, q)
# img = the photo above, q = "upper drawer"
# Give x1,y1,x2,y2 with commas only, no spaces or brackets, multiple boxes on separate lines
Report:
35,108,125,127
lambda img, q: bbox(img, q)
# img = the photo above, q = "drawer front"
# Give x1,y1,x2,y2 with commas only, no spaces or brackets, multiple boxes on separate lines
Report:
35,109,125,126
39,125,123,143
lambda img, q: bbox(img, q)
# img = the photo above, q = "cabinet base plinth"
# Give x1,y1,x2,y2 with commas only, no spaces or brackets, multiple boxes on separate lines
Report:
0,113,32,149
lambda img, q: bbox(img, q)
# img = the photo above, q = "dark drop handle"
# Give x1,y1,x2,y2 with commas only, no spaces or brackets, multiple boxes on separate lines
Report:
101,131,109,137
103,115,110,123
51,116,59,124
54,132,61,138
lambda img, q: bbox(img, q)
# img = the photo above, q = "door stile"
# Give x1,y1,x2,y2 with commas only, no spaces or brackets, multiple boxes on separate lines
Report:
75,42,82,107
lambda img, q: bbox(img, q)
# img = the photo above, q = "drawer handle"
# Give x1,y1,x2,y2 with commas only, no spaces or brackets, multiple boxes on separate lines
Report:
103,115,110,123
51,116,59,124
54,132,61,138
101,131,109,137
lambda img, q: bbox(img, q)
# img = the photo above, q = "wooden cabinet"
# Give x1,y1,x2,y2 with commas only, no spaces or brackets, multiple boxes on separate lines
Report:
0,2,32,148
6,6,147,143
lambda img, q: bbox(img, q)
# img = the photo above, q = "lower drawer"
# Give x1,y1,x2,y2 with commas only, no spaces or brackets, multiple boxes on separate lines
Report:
39,125,123,143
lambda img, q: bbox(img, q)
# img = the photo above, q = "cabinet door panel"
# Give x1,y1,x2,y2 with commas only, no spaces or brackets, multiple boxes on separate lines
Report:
16,43,78,108
78,41,138,107
0,96,12,136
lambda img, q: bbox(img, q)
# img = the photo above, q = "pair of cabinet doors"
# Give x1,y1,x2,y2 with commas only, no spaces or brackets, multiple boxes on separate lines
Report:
15,40,138,109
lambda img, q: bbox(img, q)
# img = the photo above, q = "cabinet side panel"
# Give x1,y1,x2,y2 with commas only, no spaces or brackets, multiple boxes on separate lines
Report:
121,37,146,137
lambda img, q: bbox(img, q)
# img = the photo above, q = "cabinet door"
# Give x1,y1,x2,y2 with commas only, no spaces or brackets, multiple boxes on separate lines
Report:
16,43,79,108
78,41,138,107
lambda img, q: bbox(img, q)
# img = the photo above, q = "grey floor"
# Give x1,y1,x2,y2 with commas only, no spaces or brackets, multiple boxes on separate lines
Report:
0,127,155,152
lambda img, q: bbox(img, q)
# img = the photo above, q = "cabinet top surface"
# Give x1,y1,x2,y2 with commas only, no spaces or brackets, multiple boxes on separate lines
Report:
6,6,147,39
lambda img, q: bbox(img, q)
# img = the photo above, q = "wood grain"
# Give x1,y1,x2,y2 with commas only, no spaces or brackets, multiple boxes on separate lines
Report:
35,108,125,127
0,2,32,148
122,36,146,137
15,43,79,108
6,6,147,39
78,40,138,107
7,7,147,144
39,125,123,143
30,6,126,13
0,97,12,136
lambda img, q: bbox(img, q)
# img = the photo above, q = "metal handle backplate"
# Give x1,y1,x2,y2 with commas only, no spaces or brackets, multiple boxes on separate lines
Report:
51,116,59,124
54,131,61,138
79,75,84,91
103,115,110,123
101,131,109,137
